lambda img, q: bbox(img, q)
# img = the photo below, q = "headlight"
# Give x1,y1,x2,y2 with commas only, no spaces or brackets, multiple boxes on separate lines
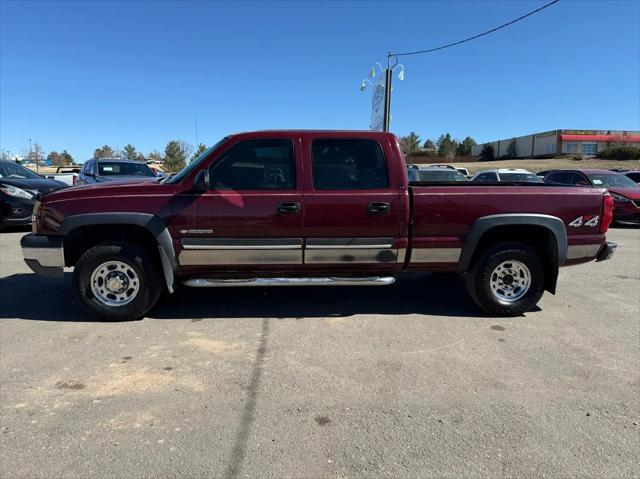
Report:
0,185,34,199
611,193,630,203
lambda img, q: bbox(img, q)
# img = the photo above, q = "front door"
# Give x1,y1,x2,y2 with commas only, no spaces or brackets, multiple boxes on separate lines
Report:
301,134,404,274
177,134,304,274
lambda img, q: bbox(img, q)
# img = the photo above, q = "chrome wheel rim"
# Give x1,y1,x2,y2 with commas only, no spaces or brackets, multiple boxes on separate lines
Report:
490,260,531,303
90,261,140,307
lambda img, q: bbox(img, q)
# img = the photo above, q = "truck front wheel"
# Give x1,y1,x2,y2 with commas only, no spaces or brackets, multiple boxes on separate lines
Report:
466,243,545,317
72,242,162,321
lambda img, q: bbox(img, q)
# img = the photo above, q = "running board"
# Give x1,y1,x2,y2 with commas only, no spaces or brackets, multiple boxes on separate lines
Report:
182,276,396,288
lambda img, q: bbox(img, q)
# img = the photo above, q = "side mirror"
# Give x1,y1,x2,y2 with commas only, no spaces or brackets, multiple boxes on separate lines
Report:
193,170,209,191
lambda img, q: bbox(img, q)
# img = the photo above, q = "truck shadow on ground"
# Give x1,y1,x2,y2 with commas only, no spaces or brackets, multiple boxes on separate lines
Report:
0,272,497,321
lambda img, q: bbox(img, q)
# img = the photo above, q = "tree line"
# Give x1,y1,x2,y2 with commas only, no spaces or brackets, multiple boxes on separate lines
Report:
93,141,207,173
398,132,477,159
1,140,209,173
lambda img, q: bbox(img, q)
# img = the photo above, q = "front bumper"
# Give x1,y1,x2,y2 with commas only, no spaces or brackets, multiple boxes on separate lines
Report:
21,233,65,277
596,241,617,262
1,196,35,225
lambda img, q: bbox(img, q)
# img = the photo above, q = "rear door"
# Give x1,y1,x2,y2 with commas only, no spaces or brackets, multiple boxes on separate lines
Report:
176,133,305,274
301,133,405,273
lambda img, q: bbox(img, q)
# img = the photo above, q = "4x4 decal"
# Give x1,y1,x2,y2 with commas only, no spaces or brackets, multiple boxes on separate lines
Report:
569,215,599,227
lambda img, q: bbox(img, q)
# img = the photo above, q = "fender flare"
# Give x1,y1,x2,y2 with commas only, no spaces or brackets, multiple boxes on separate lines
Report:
458,213,568,273
59,212,177,293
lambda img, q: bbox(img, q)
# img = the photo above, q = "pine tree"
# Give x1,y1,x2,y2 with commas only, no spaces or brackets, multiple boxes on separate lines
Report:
399,132,421,156
123,144,138,160
163,140,186,173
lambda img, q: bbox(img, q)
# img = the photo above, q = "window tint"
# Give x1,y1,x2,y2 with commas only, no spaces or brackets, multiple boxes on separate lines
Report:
474,172,497,181
547,172,588,185
0,161,41,179
626,172,640,182
546,171,571,184
97,162,155,177
586,173,639,189
211,139,295,190
418,170,467,182
407,166,419,182
312,139,388,190
498,173,543,183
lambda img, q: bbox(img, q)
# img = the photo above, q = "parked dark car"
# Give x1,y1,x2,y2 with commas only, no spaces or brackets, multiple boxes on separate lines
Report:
76,158,157,185
622,170,640,185
544,169,640,224
0,160,67,227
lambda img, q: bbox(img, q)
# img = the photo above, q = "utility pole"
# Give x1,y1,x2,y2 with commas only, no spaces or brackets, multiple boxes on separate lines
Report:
383,53,393,132
29,138,37,174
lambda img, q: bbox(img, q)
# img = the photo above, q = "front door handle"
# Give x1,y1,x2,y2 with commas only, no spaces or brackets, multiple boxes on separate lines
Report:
277,202,301,214
367,202,390,214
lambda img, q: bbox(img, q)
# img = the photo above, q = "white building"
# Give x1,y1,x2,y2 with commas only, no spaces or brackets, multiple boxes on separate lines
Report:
471,129,640,158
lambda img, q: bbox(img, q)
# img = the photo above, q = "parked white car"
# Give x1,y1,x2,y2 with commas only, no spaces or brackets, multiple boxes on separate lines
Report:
407,164,469,182
471,168,543,183
43,166,81,186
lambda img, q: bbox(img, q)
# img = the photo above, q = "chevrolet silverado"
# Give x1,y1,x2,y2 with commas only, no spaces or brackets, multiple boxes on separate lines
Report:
21,130,616,320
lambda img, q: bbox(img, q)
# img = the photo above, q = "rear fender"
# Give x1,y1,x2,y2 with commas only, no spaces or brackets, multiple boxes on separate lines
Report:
459,214,567,294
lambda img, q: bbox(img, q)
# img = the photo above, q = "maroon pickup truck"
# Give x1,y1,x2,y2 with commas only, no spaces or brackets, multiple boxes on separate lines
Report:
21,130,616,321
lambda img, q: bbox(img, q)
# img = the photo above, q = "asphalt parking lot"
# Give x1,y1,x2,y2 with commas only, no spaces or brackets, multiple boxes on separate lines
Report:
0,227,638,478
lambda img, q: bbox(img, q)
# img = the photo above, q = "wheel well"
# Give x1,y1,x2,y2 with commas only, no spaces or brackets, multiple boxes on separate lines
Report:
468,225,559,294
64,224,160,268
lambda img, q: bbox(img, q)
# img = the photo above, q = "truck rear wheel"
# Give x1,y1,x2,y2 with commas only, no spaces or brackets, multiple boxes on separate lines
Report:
72,242,162,321
466,242,544,317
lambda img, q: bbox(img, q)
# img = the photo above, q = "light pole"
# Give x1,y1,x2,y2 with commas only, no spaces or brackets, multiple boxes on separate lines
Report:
29,138,37,173
361,53,404,132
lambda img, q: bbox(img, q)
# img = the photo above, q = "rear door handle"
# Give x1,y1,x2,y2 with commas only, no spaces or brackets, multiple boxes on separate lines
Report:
367,202,390,214
277,202,301,214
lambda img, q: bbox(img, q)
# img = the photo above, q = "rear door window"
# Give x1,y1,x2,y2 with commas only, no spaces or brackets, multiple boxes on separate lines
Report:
311,139,388,190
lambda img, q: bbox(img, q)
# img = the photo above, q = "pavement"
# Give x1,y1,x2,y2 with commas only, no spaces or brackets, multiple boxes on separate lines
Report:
0,226,638,478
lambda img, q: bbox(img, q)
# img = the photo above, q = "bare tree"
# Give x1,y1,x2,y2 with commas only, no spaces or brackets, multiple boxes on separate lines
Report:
177,140,193,162
24,142,45,164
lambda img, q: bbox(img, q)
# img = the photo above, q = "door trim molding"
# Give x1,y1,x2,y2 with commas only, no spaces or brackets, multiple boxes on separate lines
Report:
306,237,394,249
181,238,302,250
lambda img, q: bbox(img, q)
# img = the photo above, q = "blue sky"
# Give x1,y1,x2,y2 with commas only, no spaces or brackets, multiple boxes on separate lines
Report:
1,0,638,162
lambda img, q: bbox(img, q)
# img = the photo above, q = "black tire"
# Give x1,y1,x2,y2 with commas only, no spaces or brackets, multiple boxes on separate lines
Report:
72,242,162,321
466,242,545,317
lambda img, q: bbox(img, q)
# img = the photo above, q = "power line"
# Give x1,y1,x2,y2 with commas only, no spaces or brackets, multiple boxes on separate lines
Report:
392,0,560,57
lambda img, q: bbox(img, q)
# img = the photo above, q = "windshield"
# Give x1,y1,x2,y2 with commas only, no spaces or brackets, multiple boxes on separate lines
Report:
97,161,155,177
0,161,41,180
417,169,467,182
166,137,228,184
499,173,543,183
587,173,639,189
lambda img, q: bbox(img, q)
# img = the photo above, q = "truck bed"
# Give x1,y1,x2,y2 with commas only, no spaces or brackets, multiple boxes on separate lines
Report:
406,183,607,270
